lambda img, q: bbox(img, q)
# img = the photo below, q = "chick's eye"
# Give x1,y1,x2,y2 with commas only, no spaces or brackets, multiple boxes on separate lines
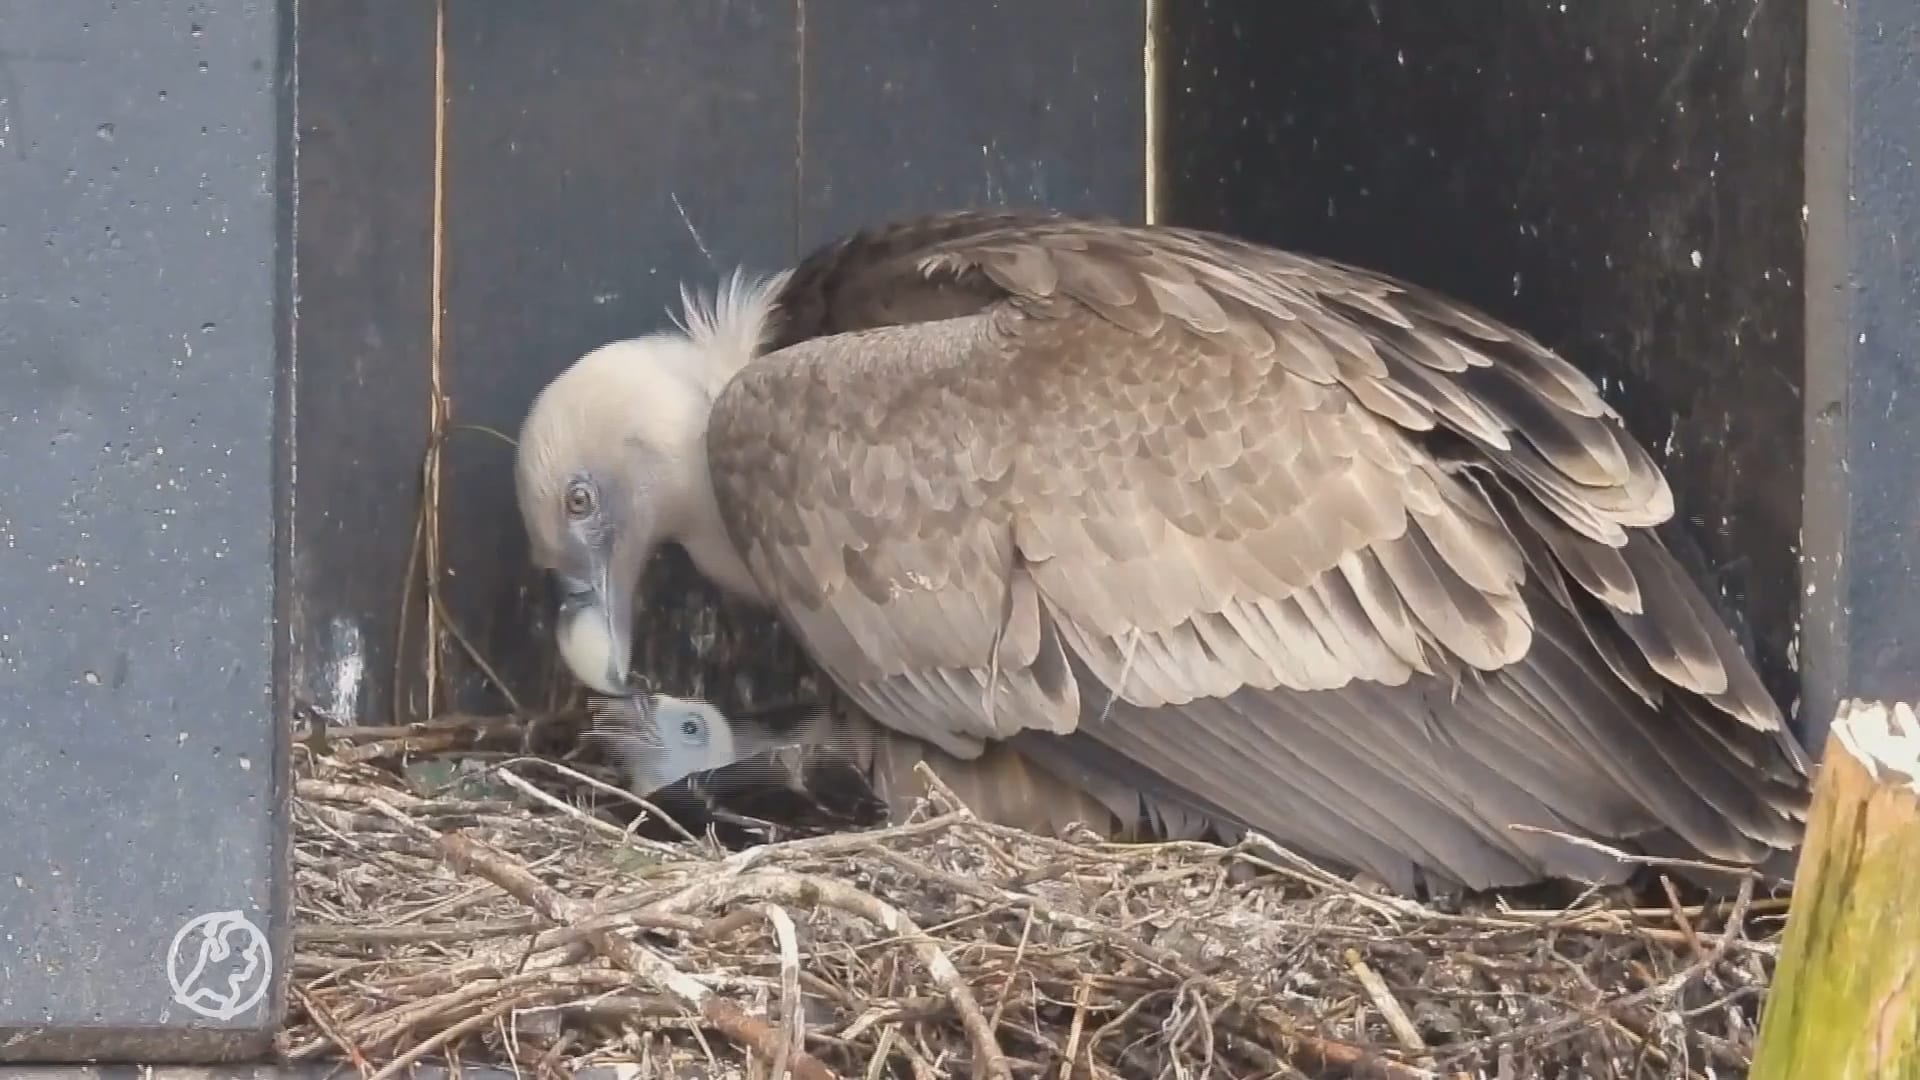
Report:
563,481,595,518
680,719,701,738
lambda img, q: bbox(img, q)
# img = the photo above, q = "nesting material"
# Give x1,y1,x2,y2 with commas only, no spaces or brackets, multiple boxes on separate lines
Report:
285,722,1790,1079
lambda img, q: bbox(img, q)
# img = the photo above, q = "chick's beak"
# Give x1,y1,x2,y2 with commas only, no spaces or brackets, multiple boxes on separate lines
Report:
551,560,633,696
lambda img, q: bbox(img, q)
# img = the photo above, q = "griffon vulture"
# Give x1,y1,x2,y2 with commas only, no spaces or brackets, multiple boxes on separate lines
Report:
515,210,1811,894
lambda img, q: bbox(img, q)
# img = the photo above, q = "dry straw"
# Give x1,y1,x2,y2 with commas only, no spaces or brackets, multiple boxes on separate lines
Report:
284,719,1788,1079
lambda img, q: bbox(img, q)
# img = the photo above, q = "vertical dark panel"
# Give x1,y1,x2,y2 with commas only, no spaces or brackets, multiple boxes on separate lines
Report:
0,0,289,1061
1159,0,1808,734
436,2,803,715
799,0,1147,250
1798,0,1920,748
286,2,436,732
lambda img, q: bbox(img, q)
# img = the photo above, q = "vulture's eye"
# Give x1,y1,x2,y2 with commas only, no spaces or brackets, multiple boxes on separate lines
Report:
564,480,596,519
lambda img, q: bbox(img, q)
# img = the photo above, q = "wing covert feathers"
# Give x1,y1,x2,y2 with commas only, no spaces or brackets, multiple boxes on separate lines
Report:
702,210,1810,891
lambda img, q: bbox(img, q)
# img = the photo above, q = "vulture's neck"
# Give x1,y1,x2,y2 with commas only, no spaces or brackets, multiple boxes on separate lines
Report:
657,272,789,605
669,439,764,603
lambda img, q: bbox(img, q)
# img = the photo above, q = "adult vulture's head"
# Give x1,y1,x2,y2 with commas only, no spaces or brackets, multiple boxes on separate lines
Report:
514,273,786,695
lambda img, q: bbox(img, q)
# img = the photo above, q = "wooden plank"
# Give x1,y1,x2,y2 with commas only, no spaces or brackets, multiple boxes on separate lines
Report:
1157,0,1808,737
1750,699,1920,1078
1797,0,1920,750
286,0,438,729
0,0,289,1061
435,1,802,716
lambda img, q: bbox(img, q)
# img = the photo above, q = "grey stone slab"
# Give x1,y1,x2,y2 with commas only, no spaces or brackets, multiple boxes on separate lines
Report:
0,0,288,1062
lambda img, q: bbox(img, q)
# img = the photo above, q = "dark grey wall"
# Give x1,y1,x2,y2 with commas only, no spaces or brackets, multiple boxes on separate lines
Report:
284,1,437,733
0,0,290,1062
290,1,1148,729
1799,0,1920,749
1158,0,1811,738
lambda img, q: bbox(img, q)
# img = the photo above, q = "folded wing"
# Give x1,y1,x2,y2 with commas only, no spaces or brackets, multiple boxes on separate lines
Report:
704,212,1809,890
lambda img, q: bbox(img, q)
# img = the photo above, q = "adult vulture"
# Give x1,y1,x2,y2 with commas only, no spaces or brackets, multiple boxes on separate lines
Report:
514,210,1811,894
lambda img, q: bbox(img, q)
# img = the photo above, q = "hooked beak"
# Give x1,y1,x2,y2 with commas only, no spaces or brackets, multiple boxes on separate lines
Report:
551,560,633,696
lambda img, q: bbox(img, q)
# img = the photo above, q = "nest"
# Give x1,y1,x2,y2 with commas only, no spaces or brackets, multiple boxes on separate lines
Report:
283,717,1789,1080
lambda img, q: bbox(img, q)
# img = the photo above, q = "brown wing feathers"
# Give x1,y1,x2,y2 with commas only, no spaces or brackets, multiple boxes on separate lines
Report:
710,211,1809,890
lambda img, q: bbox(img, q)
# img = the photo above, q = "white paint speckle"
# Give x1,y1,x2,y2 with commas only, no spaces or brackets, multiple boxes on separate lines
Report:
317,616,366,724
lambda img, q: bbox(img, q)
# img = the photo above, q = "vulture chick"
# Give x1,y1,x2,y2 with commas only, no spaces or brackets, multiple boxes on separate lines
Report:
588,690,1182,839
514,210,1812,895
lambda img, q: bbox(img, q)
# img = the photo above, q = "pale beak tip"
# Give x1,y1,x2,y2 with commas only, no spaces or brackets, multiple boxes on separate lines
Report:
555,605,633,698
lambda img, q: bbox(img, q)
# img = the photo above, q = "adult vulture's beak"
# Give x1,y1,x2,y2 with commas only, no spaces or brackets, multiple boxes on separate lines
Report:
551,558,632,696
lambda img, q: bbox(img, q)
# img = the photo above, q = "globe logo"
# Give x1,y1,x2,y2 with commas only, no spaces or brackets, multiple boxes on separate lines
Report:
165,910,273,1021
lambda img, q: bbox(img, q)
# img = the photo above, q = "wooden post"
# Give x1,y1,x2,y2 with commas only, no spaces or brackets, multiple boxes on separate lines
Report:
1750,699,1920,1079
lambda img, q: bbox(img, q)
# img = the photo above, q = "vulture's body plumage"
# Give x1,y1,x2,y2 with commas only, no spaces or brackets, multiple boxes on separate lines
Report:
516,210,1811,894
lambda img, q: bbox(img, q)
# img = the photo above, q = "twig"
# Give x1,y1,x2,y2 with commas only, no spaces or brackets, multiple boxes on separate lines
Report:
491,764,683,857
910,759,975,819
1258,1013,1440,1080
346,965,618,1051
439,831,840,1080
1059,978,1092,1080
365,986,568,1080
1659,875,1707,962
290,983,373,1077
988,908,1036,1037
762,903,806,1079
510,755,705,846
425,575,529,715
1504,824,1763,881
1346,948,1431,1063
296,916,546,946
360,799,842,1080
1437,876,1757,1067
648,869,1012,1080
724,811,967,872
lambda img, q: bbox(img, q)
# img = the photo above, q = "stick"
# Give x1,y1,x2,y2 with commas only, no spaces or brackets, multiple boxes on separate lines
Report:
1751,698,1920,1079
1437,877,1754,1067
1346,948,1431,1063
647,869,1013,1080
361,798,842,1080
515,755,706,846
433,832,841,1080
762,903,806,1080
858,844,1414,1078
